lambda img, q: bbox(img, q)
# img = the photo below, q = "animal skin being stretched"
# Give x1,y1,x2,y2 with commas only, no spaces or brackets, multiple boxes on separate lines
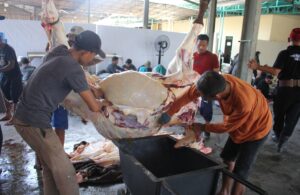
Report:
42,0,205,140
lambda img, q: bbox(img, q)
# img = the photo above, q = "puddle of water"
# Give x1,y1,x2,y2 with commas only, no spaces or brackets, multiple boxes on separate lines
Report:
0,139,42,195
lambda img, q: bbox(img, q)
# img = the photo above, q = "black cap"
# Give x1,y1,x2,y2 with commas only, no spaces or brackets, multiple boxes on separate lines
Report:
21,57,30,64
126,59,132,64
0,15,5,20
74,30,106,59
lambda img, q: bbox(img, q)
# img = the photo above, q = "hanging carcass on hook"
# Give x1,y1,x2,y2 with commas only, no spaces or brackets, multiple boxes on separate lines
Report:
41,0,210,139
41,0,68,49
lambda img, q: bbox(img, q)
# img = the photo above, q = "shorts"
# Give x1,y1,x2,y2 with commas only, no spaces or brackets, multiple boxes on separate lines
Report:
199,99,213,122
1,75,23,103
51,106,68,130
220,135,268,180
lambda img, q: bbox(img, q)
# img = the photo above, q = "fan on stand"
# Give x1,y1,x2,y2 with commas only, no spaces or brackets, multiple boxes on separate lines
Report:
154,35,170,65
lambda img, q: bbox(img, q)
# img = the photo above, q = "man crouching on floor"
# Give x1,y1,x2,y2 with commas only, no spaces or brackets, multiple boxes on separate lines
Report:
158,71,272,195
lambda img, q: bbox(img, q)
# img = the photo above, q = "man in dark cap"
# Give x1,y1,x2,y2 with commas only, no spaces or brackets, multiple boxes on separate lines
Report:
51,26,84,148
12,30,108,195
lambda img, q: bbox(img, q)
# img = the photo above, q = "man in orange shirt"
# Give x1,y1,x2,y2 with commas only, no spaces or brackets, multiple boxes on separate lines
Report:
158,71,272,195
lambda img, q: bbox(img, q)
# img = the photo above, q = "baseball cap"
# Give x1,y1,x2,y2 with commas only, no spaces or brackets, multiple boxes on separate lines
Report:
67,26,84,37
289,28,300,42
0,15,5,20
74,30,106,59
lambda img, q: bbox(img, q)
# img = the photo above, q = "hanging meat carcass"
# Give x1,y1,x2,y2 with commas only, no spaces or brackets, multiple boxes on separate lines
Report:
41,0,210,139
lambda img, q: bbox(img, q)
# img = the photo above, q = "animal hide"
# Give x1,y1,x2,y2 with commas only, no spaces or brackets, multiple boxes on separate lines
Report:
42,0,204,139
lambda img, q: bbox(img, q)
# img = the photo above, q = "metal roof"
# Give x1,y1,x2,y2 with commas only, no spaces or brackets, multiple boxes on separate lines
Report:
0,0,299,26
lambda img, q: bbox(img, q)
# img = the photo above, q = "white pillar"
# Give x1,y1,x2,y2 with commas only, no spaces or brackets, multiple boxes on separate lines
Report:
236,0,262,82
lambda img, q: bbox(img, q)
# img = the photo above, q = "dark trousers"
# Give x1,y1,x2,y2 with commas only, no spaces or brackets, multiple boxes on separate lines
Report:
273,87,300,138
221,135,268,180
199,100,213,122
0,75,23,104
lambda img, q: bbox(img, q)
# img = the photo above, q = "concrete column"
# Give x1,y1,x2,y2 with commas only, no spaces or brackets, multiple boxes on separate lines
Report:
236,0,261,82
143,0,150,29
33,6,39,20
207,0,217,52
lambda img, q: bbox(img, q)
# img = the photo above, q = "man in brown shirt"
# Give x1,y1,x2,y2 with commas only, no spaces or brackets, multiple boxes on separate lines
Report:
158,71,272,195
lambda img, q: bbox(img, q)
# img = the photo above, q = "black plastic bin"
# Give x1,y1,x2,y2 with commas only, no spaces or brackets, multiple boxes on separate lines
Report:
115,135,268,195
115,135,225,195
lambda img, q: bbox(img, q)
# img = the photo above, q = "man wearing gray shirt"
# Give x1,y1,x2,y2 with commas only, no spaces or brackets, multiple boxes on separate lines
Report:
12,30,108,195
